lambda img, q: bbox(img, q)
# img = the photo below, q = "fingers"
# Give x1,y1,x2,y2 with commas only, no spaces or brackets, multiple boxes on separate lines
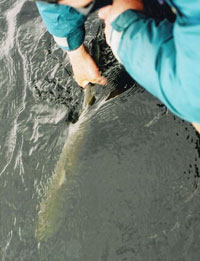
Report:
81,80,90,88
76,76,107,88
90,76,107,86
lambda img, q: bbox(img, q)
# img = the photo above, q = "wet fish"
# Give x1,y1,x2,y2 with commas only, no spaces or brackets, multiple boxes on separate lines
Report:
34,59,133,241
35,85,97,242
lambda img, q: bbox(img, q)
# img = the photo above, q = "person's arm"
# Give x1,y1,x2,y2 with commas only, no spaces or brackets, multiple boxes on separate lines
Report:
167,0,200,132
36,1,86,51
99,0,200,124
36,1,106,87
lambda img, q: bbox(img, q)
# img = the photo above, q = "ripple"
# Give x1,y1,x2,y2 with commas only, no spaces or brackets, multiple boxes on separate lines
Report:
0,0,25,56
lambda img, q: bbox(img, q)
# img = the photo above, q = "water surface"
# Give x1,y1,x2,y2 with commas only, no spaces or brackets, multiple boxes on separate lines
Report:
0,1,200,260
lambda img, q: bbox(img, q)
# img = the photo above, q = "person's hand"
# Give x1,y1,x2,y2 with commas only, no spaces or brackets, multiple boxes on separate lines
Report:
192,123,200,134
59,0,92,8
98,0,144,45
67,44,107,88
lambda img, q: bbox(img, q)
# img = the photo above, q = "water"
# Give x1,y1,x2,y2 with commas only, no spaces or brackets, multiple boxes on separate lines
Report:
0,0,200,260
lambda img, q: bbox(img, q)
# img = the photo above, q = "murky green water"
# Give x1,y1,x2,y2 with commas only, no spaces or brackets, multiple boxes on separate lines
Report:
0,1,200,260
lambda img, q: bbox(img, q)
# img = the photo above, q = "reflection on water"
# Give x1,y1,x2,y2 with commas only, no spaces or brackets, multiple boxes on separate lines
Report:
0,0,200,260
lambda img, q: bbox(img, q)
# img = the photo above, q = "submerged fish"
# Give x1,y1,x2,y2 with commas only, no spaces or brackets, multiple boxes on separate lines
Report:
35,85,99,241
34,61,135,241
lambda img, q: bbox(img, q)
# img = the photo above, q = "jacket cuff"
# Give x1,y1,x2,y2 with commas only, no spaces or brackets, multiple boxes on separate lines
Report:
53,26,85,51
110,9,146,61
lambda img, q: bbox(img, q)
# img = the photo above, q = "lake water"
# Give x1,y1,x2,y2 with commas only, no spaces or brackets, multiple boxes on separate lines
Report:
0,1,200,260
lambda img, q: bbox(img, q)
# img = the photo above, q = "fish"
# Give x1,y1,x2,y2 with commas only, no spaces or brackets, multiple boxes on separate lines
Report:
35,85,99,242
34,49,135,241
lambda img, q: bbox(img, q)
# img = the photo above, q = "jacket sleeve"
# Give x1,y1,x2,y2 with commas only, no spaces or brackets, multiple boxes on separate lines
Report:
110,0,200,123
36,1,86,51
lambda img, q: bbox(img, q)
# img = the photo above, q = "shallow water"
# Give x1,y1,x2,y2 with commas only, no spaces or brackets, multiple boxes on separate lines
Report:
0,1,200,260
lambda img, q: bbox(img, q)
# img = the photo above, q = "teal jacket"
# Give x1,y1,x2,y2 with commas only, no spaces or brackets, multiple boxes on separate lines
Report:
110,0,200,124
36,0,200,124
36,1,86,50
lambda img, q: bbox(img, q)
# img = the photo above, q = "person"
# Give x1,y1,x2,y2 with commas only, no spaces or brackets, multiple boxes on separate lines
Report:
36,0,110,88
98,0,200,133
36,0,200,133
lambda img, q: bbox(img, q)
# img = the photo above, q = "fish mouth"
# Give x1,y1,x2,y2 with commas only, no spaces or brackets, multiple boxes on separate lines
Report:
82,84,96,111
81,83,110,112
